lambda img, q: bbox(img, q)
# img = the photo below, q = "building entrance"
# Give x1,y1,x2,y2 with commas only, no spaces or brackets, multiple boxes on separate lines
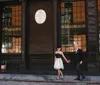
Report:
27,0,54,73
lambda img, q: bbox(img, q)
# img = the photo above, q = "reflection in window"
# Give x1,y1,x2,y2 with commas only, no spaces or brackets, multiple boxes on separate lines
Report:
61,0,86,52
2,5,22,53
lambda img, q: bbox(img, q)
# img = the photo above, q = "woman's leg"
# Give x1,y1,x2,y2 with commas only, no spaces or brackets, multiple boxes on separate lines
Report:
58,69,64,79
60,70,64,79
57,69,60,79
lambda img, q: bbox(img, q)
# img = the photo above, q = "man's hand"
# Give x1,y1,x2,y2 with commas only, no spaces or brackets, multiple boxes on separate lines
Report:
80,61,83,64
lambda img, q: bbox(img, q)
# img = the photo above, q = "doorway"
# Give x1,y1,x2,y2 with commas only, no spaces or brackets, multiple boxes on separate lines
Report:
27,0,54,73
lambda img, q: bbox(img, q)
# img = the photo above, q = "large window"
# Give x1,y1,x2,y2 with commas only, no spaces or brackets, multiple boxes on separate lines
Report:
1,5,22,53
61,0,86,52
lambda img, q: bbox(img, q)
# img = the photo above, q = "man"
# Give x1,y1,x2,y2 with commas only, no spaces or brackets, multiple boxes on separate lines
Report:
74,43,85,81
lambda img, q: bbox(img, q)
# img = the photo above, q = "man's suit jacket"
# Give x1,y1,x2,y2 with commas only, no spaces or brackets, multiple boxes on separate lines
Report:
74,49,83,64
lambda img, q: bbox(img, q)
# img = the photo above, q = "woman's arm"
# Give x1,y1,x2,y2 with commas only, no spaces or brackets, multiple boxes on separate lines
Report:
61,52,70,63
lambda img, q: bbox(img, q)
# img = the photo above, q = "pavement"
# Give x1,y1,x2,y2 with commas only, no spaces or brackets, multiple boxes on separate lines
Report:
0,74,100,85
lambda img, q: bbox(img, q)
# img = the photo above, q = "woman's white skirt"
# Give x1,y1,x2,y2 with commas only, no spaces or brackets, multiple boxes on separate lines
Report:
54,58,64,70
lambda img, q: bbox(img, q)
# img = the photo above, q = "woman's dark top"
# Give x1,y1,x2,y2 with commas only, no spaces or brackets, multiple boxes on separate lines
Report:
55,53,62,58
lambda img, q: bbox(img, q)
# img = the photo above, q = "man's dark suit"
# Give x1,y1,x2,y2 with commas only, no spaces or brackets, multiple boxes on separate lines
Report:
74,49,85,80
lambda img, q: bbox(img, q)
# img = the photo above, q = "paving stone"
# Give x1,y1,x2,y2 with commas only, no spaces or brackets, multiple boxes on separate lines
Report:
0,74,100,85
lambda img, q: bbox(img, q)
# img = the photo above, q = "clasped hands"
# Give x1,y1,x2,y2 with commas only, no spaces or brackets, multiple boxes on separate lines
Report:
67,60,70,63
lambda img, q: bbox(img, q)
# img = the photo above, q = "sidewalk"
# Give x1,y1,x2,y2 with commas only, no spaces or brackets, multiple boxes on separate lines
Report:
0,74,100,84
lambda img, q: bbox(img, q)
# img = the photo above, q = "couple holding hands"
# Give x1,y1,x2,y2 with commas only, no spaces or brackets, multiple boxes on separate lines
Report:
54,43,85,81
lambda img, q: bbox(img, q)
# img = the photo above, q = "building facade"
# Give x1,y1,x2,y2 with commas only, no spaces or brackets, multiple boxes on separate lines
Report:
0,0,100,74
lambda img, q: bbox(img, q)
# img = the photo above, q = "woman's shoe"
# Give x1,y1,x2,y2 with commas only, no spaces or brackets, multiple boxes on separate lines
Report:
61,76,64,80
56,76,60,80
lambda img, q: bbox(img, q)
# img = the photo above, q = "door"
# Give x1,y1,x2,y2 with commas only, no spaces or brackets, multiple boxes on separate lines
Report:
27,0,54,73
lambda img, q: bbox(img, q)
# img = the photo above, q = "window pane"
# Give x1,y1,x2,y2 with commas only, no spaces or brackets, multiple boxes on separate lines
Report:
1,5,22,53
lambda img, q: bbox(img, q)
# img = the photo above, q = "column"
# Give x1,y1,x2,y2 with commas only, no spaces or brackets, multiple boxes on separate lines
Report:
53,0,61,49
86,0,99,72
86,0,99,61
20,0,28,71
0,3,3,61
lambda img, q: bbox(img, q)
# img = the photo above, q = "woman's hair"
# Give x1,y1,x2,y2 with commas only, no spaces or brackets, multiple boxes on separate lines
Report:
57,47,61,50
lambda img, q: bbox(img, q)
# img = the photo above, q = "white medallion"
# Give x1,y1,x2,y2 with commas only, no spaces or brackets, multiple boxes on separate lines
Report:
35,9,46,24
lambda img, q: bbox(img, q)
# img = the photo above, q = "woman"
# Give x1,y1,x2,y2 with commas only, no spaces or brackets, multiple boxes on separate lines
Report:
54,47,70,80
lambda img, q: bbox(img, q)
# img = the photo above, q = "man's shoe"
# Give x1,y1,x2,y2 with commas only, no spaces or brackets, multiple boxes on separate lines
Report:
80,77,85,81
74,78,80,80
